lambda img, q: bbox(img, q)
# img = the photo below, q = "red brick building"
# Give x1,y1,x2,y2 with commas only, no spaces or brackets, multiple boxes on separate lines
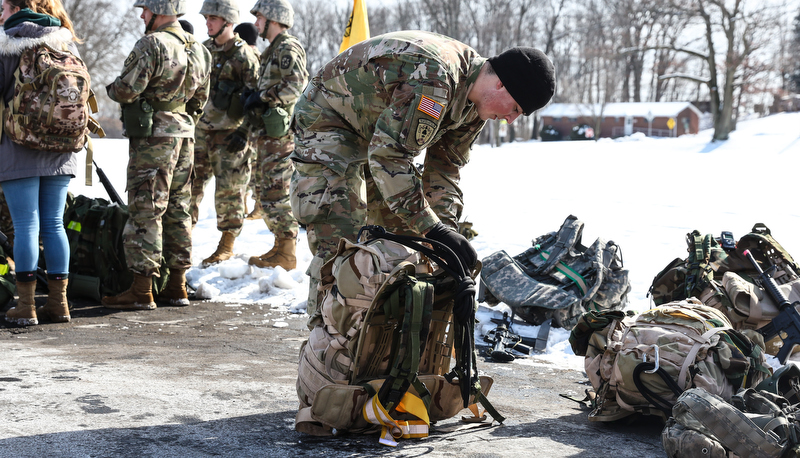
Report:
539,102,704,140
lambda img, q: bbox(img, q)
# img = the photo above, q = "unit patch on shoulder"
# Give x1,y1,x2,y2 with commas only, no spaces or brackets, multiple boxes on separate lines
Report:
124,50,137,68
415,118,437,146
417,95,443,120
280,54,293,70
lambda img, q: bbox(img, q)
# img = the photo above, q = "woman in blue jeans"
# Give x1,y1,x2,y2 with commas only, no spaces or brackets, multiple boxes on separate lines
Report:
0,0,81,326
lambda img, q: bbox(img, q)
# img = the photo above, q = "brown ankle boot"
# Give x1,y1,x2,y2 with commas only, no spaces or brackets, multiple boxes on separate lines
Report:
157,268,190,306
37,277,70,323
248,237,296,270
102,273,156,310
202,231,236,267
5,280,38,326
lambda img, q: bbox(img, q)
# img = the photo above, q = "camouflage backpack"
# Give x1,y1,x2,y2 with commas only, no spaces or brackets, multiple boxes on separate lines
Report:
1,39,104,154
648,224,800,355
480,214,630,330
569,299,771,422
295,226,501,446
662,386,800,458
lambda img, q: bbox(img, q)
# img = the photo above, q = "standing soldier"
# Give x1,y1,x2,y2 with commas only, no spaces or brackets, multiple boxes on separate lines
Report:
103,0,211,310
191,0,260,267
243,0,308,270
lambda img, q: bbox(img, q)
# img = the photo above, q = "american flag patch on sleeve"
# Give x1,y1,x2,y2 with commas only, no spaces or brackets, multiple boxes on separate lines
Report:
417,95,444,120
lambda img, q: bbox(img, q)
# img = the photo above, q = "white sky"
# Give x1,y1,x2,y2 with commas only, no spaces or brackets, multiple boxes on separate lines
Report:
181,0,360,41
71,111,800,372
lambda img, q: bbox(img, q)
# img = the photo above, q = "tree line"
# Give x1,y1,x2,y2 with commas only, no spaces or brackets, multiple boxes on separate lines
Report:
64,0,800,142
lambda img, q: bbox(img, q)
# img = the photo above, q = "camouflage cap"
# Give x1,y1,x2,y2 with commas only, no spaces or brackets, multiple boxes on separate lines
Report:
200,0,240,24
133,0,188,16
250,0,294,28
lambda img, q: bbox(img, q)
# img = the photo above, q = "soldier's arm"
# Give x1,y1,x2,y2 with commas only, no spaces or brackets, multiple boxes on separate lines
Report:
241,46,261,91
423,119,484,230
106,37,160,104
236,46,262,133
260,42,307,108
367,79,454,236
187,46,212,120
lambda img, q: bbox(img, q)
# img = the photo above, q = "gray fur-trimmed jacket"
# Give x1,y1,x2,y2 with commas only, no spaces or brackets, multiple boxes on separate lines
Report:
0,23,78,182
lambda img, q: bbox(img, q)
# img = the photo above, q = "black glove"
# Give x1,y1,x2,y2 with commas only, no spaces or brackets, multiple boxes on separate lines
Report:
240,88,255,106
243,90,266,112
224,128,248,153
425,222,478,270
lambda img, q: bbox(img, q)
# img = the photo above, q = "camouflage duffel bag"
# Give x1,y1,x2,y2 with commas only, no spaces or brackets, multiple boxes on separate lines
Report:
481,214,630,330
570,299,772,422
662,387,799,458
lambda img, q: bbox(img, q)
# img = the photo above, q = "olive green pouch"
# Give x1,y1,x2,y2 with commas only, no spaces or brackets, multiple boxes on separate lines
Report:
214,80,244,121
262,107,290,137
122,99,154,138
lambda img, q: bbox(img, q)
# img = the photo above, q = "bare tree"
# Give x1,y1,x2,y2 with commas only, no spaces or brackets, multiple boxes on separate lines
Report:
63,0,142,137
292,0,344,77
790,7,800,92
656,0,781,140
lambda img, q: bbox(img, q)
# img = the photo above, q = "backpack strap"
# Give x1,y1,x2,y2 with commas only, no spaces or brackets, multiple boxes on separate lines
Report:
152,26,195,113
535,215,584,275
684,231,719,298
358,225,505,424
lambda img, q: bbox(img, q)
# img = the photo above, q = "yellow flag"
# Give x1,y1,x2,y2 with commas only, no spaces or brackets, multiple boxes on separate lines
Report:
339,0,370,53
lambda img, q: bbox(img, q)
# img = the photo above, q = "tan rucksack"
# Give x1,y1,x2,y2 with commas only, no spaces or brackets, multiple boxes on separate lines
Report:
1,39,104,154
648,223,800,356
570,299,771,422
295,228,501,446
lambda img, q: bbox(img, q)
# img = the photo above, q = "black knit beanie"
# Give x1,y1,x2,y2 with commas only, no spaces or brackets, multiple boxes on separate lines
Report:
234,23,259,47
487,47,555,115
178,19,194,35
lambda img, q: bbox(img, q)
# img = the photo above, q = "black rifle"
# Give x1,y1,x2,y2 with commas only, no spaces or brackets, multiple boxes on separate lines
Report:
483,312,536,362
748,249,800,364
93,160,124,207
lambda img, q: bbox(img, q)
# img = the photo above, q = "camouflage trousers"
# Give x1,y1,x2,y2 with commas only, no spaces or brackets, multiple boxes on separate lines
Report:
124,136,193,277
254,133,298,240
190,128,253,236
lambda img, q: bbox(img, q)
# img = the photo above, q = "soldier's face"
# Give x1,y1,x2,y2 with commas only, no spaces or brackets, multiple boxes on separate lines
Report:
475,82,523,125
205,15,226,36
254,13,267,34
139,7,153,26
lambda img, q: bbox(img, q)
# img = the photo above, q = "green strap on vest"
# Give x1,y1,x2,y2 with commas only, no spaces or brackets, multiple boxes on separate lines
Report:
148,100,187,112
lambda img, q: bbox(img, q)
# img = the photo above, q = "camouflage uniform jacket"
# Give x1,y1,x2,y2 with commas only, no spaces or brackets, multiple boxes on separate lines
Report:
107,22,212,138
253,31,308,134
290,30,487,235
197,33,260,131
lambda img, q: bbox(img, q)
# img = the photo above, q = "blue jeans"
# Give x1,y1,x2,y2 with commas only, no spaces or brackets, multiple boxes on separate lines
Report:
1,175,71,275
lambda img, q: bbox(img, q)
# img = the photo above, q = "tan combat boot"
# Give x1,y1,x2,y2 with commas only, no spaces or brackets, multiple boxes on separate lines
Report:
156,268,190,306
248,237,296,270
102,273,156,310
37,277,70,323
5,280,38,326
202,231,236,267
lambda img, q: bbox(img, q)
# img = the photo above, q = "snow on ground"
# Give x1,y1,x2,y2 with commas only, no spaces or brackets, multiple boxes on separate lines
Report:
69,112,800,372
